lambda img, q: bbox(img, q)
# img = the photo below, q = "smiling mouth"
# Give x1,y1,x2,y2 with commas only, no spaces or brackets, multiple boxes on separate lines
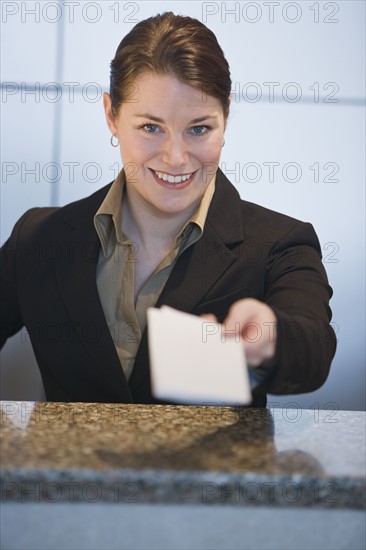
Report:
150,168,197,188
153,170,193,183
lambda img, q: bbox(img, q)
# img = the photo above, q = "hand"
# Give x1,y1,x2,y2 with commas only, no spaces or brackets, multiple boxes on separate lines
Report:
202,299,277,367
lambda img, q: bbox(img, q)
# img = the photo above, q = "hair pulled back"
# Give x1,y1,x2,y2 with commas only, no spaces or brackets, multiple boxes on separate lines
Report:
109,12,231,119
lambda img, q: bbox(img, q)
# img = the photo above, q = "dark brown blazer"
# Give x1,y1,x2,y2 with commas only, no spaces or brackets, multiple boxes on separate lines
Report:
0,169,336,406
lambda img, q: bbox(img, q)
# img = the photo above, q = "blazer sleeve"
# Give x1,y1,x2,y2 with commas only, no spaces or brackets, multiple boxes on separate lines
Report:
0,209,38,349
255,220,337,395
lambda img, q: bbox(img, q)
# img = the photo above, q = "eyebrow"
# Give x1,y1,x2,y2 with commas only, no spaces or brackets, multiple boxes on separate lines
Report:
134,114,218,124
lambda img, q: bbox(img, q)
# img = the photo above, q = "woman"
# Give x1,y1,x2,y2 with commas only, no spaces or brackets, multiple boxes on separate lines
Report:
0,12,336,406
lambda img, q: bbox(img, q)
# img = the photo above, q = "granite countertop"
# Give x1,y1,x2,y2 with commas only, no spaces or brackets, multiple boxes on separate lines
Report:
1,401,365,508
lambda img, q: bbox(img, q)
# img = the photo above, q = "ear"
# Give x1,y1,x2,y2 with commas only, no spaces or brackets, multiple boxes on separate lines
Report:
103,92,118,135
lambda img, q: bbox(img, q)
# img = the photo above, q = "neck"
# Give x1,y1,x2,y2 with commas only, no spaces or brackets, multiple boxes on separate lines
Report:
121,188,198,248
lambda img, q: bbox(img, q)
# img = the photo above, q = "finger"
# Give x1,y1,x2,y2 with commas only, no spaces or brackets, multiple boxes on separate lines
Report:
243,338,276,367
200,313,218,322
222,298,258,334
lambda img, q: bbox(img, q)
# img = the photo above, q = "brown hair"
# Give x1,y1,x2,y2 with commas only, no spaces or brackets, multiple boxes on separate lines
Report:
109,12,231,119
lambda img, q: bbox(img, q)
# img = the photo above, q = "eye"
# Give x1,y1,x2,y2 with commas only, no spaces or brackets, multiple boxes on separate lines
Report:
141,124,160,133
190,125,211,135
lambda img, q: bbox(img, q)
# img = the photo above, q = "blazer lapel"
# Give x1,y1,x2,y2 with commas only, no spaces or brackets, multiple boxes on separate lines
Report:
129,169,245,396
53,185,133,403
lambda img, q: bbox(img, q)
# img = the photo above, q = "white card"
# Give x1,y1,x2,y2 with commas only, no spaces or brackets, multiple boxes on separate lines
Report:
147,306,252,405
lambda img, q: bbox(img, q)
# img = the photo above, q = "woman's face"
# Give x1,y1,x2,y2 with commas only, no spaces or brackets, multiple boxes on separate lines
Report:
104,72,226,219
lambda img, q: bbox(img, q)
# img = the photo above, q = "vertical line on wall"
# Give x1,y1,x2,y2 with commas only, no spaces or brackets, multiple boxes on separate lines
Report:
50,1,65,206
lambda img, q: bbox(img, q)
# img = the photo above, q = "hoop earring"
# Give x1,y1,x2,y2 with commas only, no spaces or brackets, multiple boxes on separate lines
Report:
222,138,225,148
110,134,119,147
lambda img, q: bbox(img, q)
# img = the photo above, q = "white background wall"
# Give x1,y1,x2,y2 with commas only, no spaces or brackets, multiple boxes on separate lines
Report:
1,1,365,410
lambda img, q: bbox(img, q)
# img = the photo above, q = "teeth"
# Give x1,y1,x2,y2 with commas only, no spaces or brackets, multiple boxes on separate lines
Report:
155,171,193,183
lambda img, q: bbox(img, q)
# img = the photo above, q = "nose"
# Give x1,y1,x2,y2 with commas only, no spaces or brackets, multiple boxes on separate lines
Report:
161,135,189,169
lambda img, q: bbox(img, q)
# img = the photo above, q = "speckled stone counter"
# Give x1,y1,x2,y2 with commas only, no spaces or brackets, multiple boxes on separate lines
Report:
1,401,365,509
